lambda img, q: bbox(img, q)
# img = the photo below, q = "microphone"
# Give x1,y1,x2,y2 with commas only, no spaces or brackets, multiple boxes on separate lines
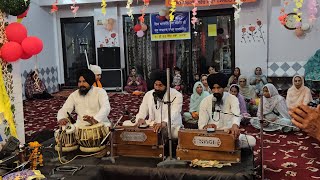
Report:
212,96,217,114
153,92,158,109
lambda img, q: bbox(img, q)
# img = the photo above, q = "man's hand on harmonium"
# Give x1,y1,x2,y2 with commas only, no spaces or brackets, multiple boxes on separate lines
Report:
137,118,146,126
203,124,217,130
83,115,98,125
58,118,69,126
153,122,167,133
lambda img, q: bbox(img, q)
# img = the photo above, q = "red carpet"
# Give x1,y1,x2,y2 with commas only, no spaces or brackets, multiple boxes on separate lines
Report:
23,92,320,179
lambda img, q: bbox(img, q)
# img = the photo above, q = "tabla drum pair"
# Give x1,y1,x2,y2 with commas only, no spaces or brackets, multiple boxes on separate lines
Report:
54,123,109,153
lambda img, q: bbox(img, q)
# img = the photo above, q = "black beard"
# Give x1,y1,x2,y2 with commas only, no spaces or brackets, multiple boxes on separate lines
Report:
79,86,90,96
213,93,223,105
154,89,166,99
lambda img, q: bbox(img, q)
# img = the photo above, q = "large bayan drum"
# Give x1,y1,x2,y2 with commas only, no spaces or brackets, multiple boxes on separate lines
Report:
76,123,109,152
54,124,79,152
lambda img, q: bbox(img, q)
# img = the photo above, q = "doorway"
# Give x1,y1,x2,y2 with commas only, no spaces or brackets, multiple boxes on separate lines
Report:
61,17,96,87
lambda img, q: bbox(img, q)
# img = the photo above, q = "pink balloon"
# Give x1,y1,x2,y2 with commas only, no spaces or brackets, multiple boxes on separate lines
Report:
21,36,43,55
5,22,28,44
141,23,147,31
136,30,144,37
1,42,23,62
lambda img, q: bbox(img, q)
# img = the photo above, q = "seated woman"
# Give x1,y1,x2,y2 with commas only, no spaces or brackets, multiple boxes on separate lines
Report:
229,84,250,120
124,67,145,93
201,74,211,93
286,75,313,109
227,67,241,87
250,67,268,96
183,82,210,124
238,75,257,100
250,84,294,132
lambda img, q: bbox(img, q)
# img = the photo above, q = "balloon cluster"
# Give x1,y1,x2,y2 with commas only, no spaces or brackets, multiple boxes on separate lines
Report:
133,23,148,38
293,0,303,24
51,1,59,13
0,23,43,62
158,8,170,22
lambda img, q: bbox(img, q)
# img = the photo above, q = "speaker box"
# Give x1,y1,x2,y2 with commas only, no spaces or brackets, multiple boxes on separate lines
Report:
101,70,122,90
97,47,120,69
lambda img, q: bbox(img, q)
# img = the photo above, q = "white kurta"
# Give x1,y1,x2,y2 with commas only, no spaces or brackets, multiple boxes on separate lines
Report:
57,87,111,127
198,93,256,148
198,92,241,130
135,88,183,138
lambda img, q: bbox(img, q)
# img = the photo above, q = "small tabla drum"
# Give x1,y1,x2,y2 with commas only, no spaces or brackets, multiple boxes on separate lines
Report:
76,123,109,153
54,124,79,152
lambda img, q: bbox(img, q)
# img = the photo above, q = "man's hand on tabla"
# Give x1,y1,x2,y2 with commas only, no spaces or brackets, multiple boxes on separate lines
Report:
58,118,69,126
83,115,98,125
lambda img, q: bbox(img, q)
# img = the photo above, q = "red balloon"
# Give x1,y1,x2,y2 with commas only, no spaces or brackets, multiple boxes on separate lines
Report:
159,16,166,21
133,24,142,32
17,8,29,18
21,36,43,55
20,51,32,60
5,22,28,44
1,42,23,62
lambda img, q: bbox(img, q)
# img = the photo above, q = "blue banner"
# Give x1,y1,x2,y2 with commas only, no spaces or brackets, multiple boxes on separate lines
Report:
150,11,190,41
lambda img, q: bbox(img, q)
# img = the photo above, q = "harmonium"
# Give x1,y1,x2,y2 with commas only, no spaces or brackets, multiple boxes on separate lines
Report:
112,125,164,158
176,129,241,162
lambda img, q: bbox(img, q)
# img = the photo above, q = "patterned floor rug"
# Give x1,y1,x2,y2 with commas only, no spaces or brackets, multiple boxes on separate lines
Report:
23,93,320,179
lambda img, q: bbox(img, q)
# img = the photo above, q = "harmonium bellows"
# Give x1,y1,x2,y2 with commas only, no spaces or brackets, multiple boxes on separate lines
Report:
112,127,164,158
176,129,241,162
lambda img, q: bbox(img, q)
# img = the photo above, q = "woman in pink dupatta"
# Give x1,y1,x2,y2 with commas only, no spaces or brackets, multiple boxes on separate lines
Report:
286,75,313,109
124,67,145,93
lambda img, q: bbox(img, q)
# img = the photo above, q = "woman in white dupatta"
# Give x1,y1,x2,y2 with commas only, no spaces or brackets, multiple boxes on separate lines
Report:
286,75,313,109
250,83,294,132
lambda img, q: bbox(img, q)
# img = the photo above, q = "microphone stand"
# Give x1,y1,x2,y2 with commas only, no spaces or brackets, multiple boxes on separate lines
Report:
157,68,186,167
259,95,264,180
101,115,123,163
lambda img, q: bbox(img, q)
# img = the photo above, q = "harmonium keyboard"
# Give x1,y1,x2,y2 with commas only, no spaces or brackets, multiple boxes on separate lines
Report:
112,126,164,158
176,129,241,162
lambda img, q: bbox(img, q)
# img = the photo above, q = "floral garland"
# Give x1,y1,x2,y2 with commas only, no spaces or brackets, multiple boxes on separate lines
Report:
191,0,198,29
232,0,243,20
126,0,134,20
169,0,176,22
0,10,17,137
101,0,107,15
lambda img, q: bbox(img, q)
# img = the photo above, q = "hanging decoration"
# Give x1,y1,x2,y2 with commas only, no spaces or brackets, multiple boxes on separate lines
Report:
17,8,29,23
191,0,198,29
0,11,17,138
126,0,134,20
307,0,318,23
0,0,30,16
51,1,58,13
169,0,176,22
293,0,303,26
0,63,17,138
232,0,243,20
208,0,212,6
138,0,150,24
101,0,107,15
71,0,79,17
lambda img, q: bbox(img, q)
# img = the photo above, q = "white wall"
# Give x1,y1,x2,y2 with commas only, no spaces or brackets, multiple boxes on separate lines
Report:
269,0,320,63
20,1,57,75
235,0,268,78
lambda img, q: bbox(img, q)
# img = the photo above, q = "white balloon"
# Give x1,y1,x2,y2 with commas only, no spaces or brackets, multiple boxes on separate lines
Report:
159,10,166,16
137,30,144,37
301,23,310,31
